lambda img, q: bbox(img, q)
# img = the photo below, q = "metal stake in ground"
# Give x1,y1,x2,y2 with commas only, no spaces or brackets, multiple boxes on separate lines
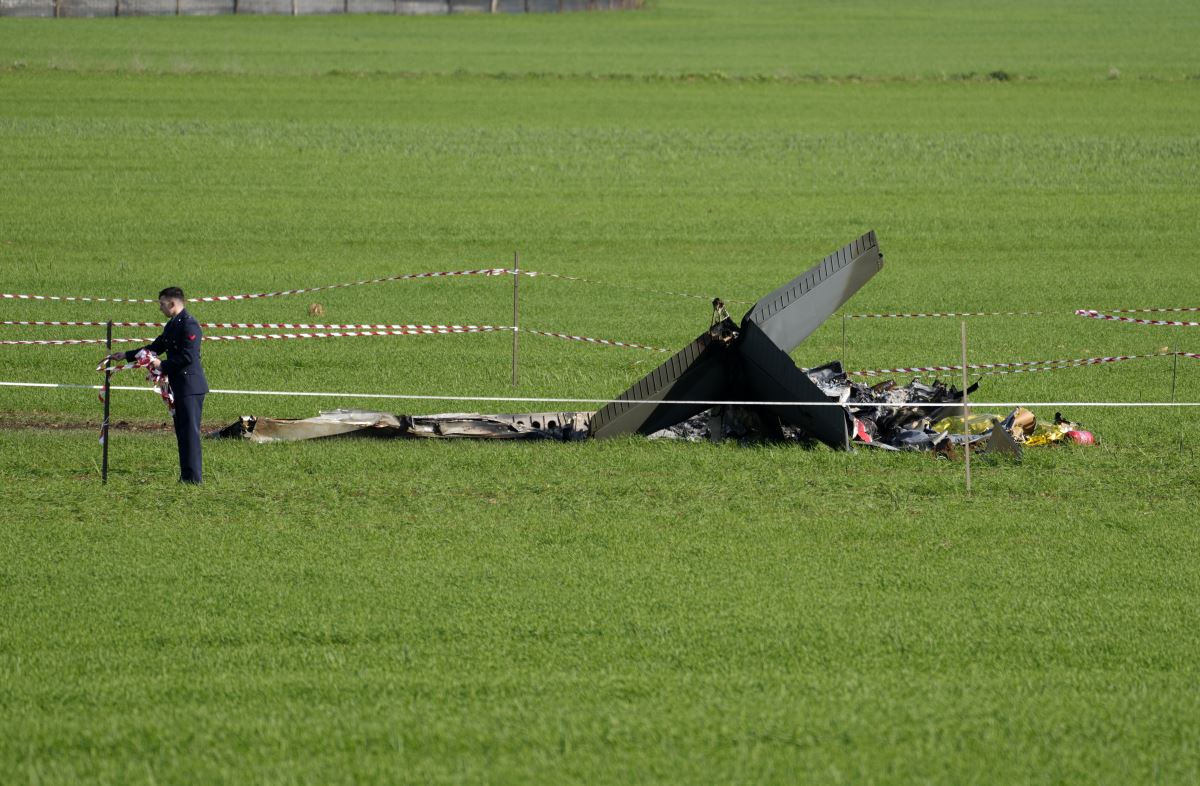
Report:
102,320,112,485
1172,341,1182,454
841,313,847,369
512,250,521,388
1171,342,1180,403
961,320,971,494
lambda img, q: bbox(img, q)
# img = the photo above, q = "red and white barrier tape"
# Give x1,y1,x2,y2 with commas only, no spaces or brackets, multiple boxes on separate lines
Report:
1095,306,1200,314
2,293,156,304
0,324,675,352
523,328,672,353
848,352,1173,378
971,357,1154,377
845,310,1046,319
3,319,507,330
845,307,1199,320
1,325,505,345
3,320,160,327
1075,309,1200,327
524,271,752,305
187,268,514,302
0,268,514,305
200,327,502,342
96,350,173,413
2,337,155,346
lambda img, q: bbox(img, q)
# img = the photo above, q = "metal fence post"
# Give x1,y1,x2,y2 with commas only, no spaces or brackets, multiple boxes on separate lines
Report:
101,320,112,484
841,313,847,370
961,321,971,495
512,251,520,387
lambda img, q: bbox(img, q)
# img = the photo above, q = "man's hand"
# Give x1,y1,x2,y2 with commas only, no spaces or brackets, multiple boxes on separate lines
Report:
106,352,124,362
149,358,163,371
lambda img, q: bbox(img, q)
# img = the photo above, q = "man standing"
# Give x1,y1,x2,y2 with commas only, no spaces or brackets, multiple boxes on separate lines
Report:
109,287,209,484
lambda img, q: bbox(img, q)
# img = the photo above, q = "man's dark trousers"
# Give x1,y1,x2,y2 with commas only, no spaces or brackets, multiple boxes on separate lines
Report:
174,393,205,484
125,308,209,484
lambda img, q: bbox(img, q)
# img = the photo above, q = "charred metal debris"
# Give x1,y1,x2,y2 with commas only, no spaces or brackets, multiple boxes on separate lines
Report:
212,232,1094,454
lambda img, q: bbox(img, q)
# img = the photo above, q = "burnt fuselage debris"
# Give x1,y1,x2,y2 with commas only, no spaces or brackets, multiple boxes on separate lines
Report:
211,232,1094,452
213,409,591,443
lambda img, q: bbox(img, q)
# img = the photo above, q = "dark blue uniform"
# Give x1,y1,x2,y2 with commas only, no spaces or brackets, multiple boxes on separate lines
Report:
126,309,209,484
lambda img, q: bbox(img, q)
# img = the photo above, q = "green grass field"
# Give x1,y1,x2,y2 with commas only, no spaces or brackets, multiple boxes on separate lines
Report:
2,2,1200,783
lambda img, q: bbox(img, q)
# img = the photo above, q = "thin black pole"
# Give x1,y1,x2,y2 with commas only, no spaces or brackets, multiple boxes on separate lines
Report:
102,320,112,485
1172,342,1182,454
841,313,847,370
1170,343,1179,404
961,321,971,495
511,250,520,387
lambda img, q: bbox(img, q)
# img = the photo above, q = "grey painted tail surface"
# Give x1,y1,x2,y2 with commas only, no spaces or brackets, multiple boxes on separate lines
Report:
587,324,731,439
590,231,884,443
742,230,883,353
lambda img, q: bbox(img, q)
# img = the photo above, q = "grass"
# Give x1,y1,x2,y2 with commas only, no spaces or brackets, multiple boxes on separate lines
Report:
3,0,1200,80
2,1,1200,783
4,431,1199,783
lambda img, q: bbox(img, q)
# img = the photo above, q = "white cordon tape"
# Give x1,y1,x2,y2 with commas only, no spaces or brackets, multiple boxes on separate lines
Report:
2,380,1199,409
1097,307,1200,314
848,352,1173,378
1075,309,1200,327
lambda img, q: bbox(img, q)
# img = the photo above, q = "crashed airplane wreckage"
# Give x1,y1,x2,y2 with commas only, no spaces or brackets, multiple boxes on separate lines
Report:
214,232,1090,453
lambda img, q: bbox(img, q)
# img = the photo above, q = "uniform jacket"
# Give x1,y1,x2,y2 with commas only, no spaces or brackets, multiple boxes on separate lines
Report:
125,309,209,397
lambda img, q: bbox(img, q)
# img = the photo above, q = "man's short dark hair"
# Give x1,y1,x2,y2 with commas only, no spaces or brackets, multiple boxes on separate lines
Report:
159,287,185,302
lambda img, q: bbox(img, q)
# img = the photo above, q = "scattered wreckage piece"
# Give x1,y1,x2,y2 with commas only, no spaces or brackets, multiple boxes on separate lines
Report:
210,396,1092,455
647,364,979,450
208,229,1098,454
640,362,1095,456
212,408,590,443
590,231,886,448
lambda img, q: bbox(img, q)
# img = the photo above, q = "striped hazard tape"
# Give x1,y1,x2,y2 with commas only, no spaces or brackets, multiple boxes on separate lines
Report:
187,269,514,302
1096,306,1200,314
1,325,504,346
2,293,157,304
844,306,1199,320
1075,309,1200,327
3,320,512,331
845,310,1046,319
0,325,673,352
96,350,173,411
0,268,515,305
523,271,753,305
3,337,157,346
523,328,672,353
848,352,1176,378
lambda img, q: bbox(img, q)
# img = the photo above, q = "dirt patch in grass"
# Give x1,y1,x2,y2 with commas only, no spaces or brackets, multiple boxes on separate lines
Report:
0,415,222,434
